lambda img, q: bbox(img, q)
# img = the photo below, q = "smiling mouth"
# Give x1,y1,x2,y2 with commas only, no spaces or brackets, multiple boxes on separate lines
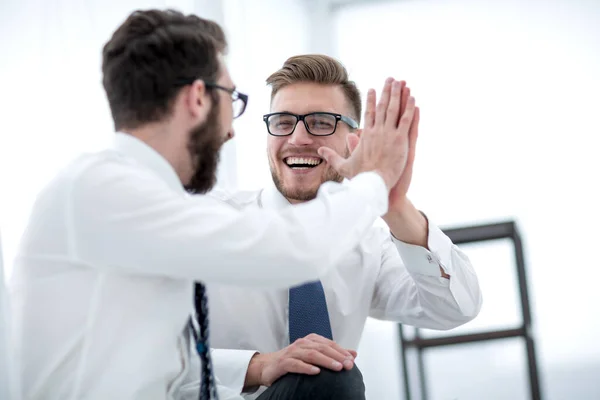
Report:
284,156,323,169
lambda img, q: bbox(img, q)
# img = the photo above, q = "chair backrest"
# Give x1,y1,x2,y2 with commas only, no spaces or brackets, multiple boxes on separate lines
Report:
0,230,20,399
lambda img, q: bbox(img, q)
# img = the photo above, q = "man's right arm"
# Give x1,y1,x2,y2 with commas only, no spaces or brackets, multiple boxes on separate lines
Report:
70,78,413,287
70,166,387,287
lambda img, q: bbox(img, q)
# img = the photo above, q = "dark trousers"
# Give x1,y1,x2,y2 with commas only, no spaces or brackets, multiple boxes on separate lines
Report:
256,365,366,400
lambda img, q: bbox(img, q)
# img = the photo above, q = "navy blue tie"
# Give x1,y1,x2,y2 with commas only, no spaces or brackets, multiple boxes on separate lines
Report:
289,280,333,343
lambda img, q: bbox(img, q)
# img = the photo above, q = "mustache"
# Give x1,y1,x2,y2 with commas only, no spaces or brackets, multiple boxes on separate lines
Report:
279,148,321,157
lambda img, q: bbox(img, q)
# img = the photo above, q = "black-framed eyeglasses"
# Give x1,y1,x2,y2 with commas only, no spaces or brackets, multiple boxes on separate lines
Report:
262,112,359,136
205,83,248,119
174,79,248,119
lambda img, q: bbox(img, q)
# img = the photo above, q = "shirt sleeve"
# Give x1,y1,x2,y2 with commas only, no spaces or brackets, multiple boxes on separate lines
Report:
212,349,258,395
69,159,388,288
369,219,483,330
178,348,257,400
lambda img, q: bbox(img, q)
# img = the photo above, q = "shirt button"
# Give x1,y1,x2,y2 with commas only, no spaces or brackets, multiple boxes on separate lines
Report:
427,255,433,263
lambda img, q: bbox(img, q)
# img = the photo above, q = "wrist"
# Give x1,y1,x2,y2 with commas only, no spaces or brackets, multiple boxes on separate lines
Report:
383,196,414,225
244,352,264,391
383,198,429,248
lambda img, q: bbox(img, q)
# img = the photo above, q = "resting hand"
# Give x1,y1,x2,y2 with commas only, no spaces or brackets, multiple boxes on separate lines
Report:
244,333,357,389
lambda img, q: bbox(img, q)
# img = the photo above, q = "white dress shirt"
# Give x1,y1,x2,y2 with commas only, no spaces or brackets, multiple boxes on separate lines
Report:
8,133,392,400
199,185,483,399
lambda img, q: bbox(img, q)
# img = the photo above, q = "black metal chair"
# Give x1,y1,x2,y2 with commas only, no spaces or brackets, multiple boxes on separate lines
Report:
398,221,542,400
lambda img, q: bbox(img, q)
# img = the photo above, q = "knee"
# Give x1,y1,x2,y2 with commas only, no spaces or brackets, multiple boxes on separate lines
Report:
311,365,366,400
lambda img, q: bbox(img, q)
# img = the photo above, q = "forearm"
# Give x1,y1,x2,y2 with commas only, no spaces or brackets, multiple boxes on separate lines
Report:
383,197,428,248
77,169,388,287
384,200,450,278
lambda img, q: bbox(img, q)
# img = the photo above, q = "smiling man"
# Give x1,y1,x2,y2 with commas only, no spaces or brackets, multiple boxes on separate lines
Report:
265,103,358,202
191,55,483,400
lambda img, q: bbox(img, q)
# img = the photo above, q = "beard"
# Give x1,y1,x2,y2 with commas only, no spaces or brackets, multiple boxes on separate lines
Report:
184,99,224,194
269,147,349,202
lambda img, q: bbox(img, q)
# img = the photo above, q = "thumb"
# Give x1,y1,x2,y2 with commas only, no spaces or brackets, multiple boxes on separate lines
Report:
346,133,360,154
318,146,349,177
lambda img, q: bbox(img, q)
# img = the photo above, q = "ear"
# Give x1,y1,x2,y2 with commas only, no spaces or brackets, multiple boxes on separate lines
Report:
356,128,363,137
186,79,209,120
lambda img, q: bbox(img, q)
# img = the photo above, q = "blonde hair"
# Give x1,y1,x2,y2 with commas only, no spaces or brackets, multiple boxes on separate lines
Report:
266,54,362,124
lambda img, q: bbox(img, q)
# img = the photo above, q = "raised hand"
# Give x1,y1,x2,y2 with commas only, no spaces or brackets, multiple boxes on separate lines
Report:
345,81,430,251
244,333,357,388
389,82,420,210
317,78,416,191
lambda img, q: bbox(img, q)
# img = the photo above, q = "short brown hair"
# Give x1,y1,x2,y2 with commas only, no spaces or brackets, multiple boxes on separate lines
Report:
266,54,362,124
102,9,227,131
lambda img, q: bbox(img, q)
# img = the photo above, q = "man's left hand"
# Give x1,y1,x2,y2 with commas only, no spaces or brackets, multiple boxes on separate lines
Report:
361,82,448,278
347,82,427,247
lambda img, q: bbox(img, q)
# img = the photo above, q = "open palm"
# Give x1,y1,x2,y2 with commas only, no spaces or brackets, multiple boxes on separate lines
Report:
347,83,420,210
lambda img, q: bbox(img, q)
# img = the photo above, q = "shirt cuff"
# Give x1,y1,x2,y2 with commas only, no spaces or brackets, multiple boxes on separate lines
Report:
392,215,454,278
212,348,258,395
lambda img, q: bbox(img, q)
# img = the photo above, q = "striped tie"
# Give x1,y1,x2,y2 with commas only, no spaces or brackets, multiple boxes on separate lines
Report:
192,283,218,400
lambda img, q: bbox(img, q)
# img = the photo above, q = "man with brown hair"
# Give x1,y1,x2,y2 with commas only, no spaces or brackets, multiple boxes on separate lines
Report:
9,11,421,400
199,55,483,399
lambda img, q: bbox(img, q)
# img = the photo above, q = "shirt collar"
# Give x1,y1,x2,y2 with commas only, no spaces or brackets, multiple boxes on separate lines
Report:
112,132,184,193
259,182,292,210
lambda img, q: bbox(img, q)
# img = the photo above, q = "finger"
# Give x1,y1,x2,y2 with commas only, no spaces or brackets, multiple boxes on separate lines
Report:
374,77,394,127
363,89,376,129
312,342,353,367
318,146,350,177
409,106,420,152
346,133,360,154
304,333,354,360
292,348,345,371
400,84,410,119
405,106,420,168
280,358,321,375
395,81,406,123
398,96,416,133
349,350,358,359
385,80,402,129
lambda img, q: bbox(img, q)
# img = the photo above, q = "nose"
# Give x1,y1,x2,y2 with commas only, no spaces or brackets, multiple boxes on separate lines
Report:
288,122,313,146
226,129,235,142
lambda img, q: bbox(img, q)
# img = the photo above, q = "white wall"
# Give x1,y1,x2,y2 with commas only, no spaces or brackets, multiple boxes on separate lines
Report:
334,0,600,398
222,0,311,190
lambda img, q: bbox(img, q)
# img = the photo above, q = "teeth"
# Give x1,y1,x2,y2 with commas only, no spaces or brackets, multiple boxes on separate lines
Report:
285,157,321,166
